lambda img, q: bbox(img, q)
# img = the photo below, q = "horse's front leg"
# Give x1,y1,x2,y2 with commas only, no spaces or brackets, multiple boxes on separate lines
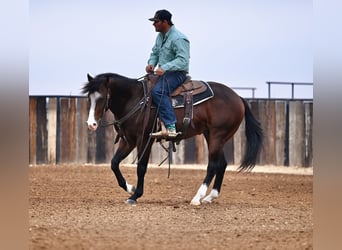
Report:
111,141,136,195
125,140,153,205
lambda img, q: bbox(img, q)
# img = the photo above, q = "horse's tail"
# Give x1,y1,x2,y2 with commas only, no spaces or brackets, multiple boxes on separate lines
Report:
238,97,263,172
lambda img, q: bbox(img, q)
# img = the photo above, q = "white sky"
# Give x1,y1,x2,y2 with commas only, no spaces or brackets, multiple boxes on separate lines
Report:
29,0,313,98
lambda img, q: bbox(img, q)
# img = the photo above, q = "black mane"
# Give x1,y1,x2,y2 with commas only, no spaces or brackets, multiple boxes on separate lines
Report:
82,73,138,94
82,78,102,94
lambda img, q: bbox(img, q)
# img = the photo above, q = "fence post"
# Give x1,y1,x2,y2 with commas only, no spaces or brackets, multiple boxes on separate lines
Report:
275,101,286,165
233,117,245,165
289,101,305,167
47,98,57,164
75,98,88,163
304,102,313,167
29,97,37,165
36,97,48,164
260,100,276,165
59,98,76,163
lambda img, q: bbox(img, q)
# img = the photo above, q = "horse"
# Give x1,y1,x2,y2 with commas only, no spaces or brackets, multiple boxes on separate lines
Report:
82,72,263,205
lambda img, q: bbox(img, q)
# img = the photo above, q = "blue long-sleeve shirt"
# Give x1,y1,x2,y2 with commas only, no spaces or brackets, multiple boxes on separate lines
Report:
148,25,190,73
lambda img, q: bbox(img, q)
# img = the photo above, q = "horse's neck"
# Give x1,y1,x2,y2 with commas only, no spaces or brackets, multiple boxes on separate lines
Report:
109,80,143,115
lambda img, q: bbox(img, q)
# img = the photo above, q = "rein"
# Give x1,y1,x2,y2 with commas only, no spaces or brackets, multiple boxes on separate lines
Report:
101,96,147,127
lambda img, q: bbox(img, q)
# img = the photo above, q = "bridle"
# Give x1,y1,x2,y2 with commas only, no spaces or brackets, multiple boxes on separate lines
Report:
98,88,112,127
99,76,151,144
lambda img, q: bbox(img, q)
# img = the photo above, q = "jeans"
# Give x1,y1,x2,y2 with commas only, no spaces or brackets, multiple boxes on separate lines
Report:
151,71,187,127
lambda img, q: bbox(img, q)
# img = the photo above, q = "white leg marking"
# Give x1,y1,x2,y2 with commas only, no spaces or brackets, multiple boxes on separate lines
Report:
86,92,102,131
190,184,208,206
202,189,219,204
126,182,135,194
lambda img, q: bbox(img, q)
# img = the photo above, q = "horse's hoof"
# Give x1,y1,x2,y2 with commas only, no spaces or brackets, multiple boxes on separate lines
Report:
190,199,201,206
125,199,137,205
201,199,211,204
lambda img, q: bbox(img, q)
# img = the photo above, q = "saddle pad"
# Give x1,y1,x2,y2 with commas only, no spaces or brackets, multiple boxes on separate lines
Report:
171,81,214,108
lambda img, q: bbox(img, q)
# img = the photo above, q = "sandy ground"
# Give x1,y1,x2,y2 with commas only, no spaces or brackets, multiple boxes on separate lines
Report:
120,163,313,175
29,164,313,250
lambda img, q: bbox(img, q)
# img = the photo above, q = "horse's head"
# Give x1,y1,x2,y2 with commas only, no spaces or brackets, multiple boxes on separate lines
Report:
82,73,109,131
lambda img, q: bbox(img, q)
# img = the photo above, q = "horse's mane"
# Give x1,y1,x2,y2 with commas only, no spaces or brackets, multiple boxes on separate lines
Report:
82,73,138,94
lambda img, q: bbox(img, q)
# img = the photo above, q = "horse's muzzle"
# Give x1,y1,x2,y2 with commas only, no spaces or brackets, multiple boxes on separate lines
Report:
87,122,98,131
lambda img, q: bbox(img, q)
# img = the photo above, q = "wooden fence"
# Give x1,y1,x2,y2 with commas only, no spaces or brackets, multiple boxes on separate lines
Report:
29,96,313,167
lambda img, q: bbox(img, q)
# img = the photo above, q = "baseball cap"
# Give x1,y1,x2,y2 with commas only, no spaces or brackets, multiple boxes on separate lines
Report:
148,9,173,24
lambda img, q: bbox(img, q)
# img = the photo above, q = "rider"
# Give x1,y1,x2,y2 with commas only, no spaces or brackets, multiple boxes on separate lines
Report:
146,9,190,138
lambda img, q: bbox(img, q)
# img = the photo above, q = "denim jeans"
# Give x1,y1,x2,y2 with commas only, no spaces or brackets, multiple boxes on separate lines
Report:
151,71,187,127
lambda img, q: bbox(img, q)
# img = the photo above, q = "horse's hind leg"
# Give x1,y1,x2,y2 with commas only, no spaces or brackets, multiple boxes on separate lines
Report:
202,152,227,203
190,160,216,205
190,152,227,205
190,131,228,205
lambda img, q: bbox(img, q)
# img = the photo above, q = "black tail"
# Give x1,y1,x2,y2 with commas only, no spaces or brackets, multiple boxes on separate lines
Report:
238,98,263,172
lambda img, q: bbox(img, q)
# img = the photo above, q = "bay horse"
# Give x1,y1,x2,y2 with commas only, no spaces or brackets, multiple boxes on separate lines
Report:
82,72,263,205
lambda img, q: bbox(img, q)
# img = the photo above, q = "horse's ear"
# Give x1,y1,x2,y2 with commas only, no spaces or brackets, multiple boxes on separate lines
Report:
87,73,94,82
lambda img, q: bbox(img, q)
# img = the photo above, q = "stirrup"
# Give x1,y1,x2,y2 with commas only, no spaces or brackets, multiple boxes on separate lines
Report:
150,130,180,138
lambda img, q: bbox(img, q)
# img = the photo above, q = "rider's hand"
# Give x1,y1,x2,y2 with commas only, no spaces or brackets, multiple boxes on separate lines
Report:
155,67,164,76
145,65,154,73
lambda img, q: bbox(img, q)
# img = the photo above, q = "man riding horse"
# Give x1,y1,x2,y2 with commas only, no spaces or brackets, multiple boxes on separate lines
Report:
146,9,190,138
82,10,263,205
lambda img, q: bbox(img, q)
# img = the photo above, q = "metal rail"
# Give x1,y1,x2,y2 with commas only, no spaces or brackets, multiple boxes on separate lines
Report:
266,81,313,99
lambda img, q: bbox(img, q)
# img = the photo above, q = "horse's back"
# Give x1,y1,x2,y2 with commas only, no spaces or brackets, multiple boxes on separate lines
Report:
208,81,244,111
186,81,245,133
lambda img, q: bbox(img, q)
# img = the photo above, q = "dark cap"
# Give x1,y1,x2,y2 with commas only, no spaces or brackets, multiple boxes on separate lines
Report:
148,9,173,24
